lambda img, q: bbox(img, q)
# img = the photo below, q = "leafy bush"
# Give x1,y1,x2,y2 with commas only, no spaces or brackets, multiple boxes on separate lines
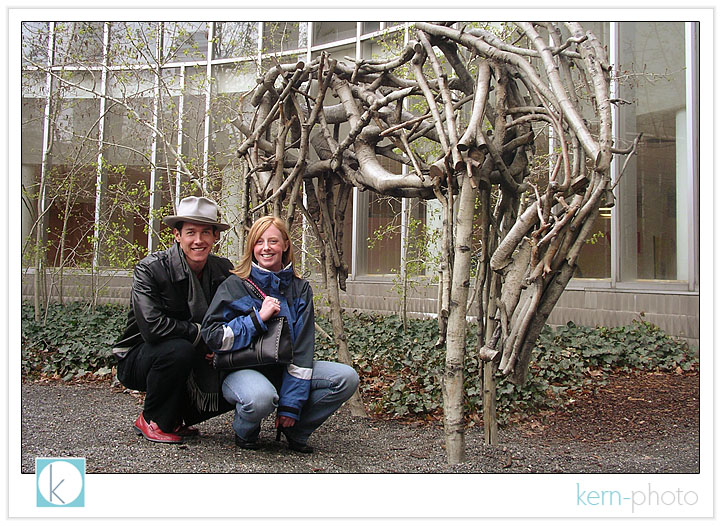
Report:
21,302,697,425
21,302,127,380
316,314,698,424
493,321,697,423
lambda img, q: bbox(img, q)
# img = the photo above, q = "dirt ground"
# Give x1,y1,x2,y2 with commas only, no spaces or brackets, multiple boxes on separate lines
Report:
20,370,700,474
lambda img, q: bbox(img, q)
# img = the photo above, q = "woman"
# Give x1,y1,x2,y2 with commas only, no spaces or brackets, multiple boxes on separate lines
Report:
201,216,359,453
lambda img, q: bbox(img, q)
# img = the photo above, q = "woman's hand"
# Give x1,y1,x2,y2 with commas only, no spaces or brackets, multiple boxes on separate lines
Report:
257,295,281,322
275,415,296,429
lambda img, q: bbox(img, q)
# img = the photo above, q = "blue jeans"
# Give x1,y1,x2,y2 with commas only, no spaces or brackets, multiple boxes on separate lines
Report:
221,360,359,444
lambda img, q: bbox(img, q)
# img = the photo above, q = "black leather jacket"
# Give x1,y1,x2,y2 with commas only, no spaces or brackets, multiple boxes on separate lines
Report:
113,243,233,356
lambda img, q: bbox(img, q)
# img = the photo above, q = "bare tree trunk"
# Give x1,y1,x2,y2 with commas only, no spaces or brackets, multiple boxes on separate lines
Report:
483,362,498,445
56,178,76,305
33,225,46,322
33,166,49,322
442,175,477,464
323,242,367,417
400,200,410,331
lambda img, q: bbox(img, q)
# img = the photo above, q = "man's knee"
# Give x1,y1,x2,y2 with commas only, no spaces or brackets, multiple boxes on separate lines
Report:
153,338,196,368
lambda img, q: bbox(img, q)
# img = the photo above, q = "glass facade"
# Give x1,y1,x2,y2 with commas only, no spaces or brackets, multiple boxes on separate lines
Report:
20,20,699,298
213,22,258,60
616,22,690,283
313,22,356,46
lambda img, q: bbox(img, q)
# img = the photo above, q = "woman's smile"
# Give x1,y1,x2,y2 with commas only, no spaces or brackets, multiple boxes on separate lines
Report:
253,225,289,272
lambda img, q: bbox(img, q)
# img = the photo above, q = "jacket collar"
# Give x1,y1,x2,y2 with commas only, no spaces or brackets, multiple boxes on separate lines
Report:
168,243,189,282
250,262,294,293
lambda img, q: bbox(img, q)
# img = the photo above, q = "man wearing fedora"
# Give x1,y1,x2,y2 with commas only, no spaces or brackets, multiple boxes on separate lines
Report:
113,196,235,443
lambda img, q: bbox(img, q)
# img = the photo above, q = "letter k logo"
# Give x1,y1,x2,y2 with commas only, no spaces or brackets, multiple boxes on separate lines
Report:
48,464,66,504
36,458,85,507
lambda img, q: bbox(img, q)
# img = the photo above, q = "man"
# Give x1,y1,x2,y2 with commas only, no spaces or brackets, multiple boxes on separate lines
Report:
113,196,234,443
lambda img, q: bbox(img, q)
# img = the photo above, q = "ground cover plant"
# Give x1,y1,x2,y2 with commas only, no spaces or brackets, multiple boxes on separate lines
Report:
21,302,127,381
314,313,697,424
21,302,697,425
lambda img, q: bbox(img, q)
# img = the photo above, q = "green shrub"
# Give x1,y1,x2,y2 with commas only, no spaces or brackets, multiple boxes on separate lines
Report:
21,302,127,380
21,302,697,424
316,314,697,424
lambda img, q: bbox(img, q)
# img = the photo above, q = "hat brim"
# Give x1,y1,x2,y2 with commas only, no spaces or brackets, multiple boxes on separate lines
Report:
163,215,231,231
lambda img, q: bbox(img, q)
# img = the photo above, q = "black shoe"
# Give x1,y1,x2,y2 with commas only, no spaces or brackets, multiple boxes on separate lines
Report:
278,428,313,454
234,433,261,450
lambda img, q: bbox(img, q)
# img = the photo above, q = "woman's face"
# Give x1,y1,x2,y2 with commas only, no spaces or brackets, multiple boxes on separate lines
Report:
253,224,289,272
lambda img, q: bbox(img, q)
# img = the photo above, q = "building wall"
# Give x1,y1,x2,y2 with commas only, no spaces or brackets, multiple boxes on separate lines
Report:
21,271,700,351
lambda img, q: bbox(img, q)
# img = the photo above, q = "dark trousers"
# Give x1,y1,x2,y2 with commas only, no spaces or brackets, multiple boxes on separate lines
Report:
117,338,230,432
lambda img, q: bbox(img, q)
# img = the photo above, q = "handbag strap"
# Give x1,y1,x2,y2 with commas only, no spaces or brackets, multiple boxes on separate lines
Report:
242,277,267,299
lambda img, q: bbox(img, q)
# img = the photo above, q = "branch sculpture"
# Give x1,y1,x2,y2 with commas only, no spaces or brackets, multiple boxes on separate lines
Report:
234,22,632,464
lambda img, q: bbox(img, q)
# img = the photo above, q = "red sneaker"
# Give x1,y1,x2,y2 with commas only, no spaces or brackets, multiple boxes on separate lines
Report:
133,414,183,444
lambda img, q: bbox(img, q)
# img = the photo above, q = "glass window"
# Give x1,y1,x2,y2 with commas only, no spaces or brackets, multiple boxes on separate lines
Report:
163,22,209,62
366,192,401,275
104,165,153,264
364,25,406,61
21,22,49,67
405,197,438,278
362,22,380,35
21,96,46,164
52,97,100,160
214,22,258,59
211,62,258,165
104,70,155,166
109,22,159,66
576,212,612,279
263,22,306,53
313,22,357,46
53,22,105,66
46,178,96,267
617,22,688,282
172,66,208,182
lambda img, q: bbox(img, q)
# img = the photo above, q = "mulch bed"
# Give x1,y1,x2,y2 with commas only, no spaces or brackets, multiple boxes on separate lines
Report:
516,370,700,444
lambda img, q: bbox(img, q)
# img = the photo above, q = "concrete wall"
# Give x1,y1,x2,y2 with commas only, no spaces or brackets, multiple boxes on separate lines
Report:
21,270,700,350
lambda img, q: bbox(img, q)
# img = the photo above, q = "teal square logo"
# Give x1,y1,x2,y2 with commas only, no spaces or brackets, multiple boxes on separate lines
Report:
36,458,85,507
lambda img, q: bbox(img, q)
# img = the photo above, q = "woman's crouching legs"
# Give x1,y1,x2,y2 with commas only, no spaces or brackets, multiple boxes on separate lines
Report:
221,369,278,442
289,360,359,445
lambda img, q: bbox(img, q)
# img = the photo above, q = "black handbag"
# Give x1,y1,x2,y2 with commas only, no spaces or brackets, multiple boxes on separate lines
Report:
212,278,294,370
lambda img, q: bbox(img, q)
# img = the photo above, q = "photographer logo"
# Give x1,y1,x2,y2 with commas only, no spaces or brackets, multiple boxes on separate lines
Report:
36,458,85,507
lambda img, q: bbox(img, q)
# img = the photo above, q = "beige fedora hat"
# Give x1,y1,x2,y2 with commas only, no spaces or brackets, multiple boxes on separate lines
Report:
162,196,230,231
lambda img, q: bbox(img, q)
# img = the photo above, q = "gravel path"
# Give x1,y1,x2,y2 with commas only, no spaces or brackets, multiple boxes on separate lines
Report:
20,375,699,474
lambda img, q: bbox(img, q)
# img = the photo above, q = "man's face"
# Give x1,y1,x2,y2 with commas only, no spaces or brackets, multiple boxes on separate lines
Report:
173,222,218,273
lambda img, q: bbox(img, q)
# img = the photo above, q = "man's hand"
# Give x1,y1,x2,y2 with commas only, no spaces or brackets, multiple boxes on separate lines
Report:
205,352,214,363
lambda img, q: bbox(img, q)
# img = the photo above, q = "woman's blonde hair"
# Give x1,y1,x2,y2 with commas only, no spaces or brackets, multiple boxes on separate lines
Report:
232,215,298,278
